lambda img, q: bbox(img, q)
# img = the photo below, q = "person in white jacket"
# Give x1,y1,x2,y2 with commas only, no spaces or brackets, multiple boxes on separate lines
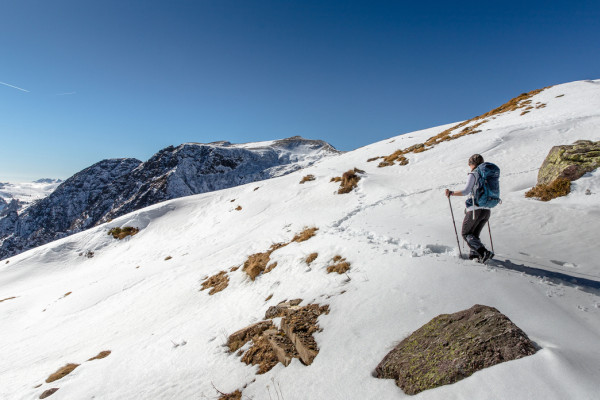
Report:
445,154,494,263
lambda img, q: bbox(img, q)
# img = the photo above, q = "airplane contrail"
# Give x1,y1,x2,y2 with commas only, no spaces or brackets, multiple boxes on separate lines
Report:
0,81,30,92
56,91,76,96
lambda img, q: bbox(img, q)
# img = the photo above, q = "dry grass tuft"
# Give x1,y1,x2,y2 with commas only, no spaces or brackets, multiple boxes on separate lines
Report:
164,256,172,261
337,168,362,194
292,227,319,243
235,205,242,211
88,350,111,361
265,294,273,302
227,321,274,352
306,253,318,265
378,86,551,167
556,94,565,98
230,199,236,202
330,176,342,182
45,363,79,383
201,271,230,295
107,226,139,240
300,174,316,184
63,292,72,298
520,110,530,116
525,178,571,201
242,227,319,280
367,157,380,162
0,296,17,303
218,390,242,400
327,256,351,274
230,265,240,272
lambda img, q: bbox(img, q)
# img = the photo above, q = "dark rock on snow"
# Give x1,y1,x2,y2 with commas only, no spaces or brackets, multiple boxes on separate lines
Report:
375,304,537,395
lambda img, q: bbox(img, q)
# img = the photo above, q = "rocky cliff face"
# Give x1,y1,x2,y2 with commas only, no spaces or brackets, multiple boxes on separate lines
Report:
0,137,337,260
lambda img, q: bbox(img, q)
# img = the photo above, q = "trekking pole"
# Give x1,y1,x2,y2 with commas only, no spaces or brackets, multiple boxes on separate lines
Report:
447,196,463,259
487,221,495,253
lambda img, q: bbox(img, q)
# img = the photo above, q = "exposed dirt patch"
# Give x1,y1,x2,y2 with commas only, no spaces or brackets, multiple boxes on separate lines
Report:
377,86,551,167
87,350,111,361
235,205,242,211
164,256,172,261
367,157,380,162
39,388,59,399
265,294,273,302
280,304,330,365
62,292,72,298
108,226,139,240
46,363,79,383
265,299,303,319
327,255,351,274
300,174,316,184
305,252,318,265
375,304,537,395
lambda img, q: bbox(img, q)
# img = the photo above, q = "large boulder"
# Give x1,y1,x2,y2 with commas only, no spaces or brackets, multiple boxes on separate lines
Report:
375,305,537,395
537,140,600,185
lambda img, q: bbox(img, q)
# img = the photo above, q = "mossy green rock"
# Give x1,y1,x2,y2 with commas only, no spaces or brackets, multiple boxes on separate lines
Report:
537,140,600,185
375,304,537,395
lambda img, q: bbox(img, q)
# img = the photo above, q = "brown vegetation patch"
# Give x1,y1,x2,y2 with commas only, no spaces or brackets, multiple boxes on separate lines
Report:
240,334,280,374
556,94,564,98
525,178,571,201
201,271,230,295
242,228,318,280
39,388,59,399
292,227,319,243
300,174,316,184
536,103,547,109
230,266,240,272
164,256,172,261
231,301,329,374
62,292,72,298
265,294,273,302
305,252,318,265
108,226,139,240
0,296,17,303
235,205,242,211
88,350,111,361
367,157,380,162
46,363,79,383
218,390,242,400
377,86,551,166
227,321,275,352
335,168,364,194
330,176,342,182
327,256,351,274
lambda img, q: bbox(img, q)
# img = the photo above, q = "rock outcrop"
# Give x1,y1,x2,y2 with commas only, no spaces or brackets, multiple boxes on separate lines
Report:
526,140,600,201
537,140,600,184
375,304,537,395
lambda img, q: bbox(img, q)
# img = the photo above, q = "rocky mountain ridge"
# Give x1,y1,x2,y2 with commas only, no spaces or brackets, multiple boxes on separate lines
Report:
0,137,338,260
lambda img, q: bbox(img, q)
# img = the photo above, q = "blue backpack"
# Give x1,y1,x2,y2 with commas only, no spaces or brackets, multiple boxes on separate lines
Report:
466,162,501,208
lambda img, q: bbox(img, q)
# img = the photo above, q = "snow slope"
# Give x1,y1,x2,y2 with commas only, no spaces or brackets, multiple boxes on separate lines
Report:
1,80,599,400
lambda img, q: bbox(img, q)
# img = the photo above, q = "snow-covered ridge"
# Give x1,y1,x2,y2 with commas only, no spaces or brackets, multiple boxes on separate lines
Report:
0,137,338,260
1,80,599,400
0,180,62,213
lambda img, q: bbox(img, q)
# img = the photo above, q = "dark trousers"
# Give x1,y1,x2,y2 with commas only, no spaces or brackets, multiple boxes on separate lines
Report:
462,209,491,257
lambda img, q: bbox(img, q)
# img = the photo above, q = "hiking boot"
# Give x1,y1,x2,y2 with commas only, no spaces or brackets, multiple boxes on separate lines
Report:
479,250,494,264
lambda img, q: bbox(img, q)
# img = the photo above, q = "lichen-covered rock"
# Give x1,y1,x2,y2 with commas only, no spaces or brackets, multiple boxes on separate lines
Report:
537,140,600,185
375,304,537,395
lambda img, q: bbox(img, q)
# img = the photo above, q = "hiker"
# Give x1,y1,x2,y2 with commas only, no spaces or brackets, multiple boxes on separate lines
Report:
445,154,498,263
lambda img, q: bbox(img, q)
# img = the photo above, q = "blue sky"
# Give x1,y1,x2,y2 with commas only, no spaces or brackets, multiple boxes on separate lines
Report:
1,0,598,181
